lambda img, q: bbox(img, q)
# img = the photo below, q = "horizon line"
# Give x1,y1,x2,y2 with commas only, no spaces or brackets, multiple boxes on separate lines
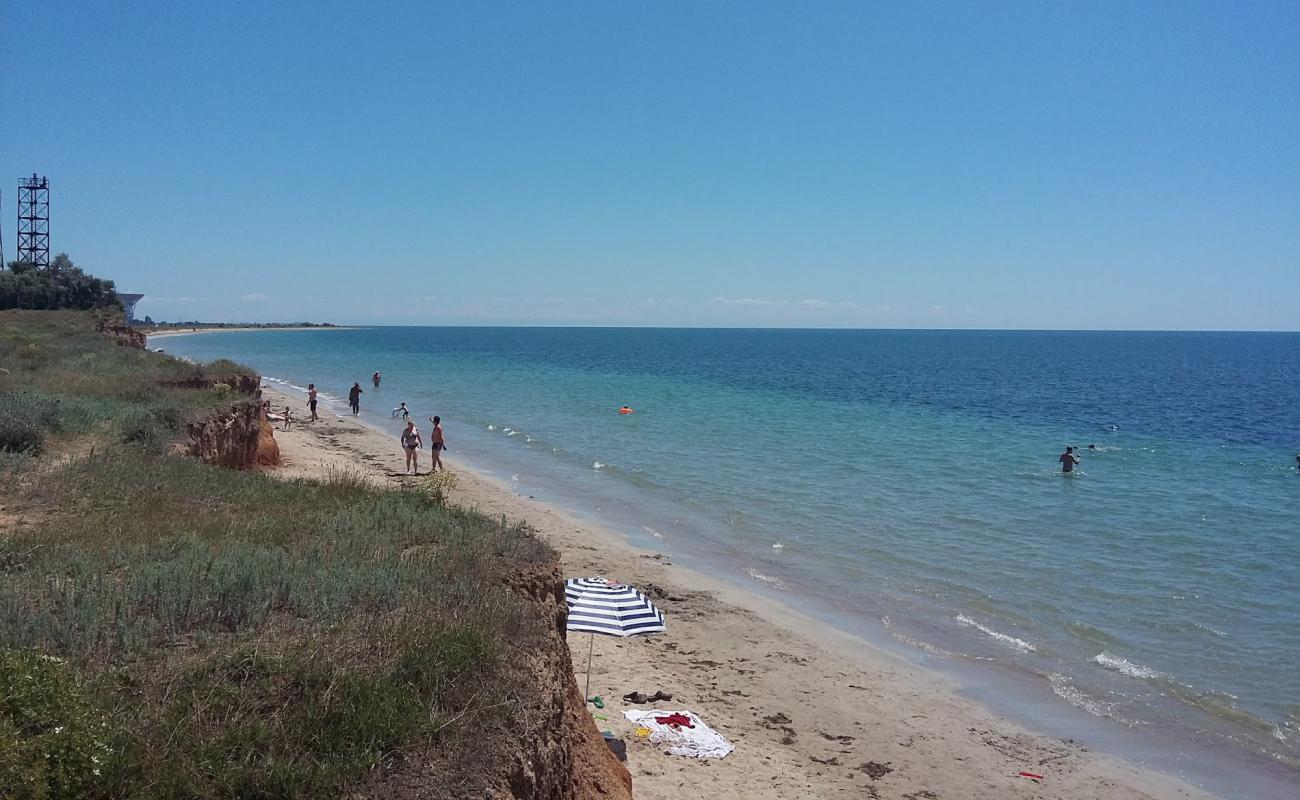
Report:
146,322,1300,334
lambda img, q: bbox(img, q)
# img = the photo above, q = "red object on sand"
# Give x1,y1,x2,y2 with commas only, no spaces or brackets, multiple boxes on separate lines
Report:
1018,771,1044,780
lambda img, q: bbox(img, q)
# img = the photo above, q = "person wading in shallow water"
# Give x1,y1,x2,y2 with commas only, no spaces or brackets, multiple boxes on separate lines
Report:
307,384,319,421
1059,446,1081,474
428,415,446,472
401,420,423,475
373,371,382,388
348,382,363,415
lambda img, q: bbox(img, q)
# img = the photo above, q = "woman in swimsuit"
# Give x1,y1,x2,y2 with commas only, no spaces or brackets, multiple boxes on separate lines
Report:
401,420,422,474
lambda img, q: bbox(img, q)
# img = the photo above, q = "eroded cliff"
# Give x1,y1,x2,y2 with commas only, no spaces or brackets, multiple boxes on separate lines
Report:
502,562,634,799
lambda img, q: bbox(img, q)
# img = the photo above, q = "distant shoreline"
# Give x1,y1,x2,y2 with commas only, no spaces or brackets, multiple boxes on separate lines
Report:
146,325,354,341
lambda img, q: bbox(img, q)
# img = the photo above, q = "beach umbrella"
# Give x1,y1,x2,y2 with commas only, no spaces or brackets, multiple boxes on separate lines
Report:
565,577,666,700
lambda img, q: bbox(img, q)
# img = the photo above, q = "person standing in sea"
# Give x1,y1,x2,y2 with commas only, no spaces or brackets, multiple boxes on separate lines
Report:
1059,446,1080,474
348,382,363,415
307,384,319,421
401,420,423,475
373,371,381,388
428,415,445,472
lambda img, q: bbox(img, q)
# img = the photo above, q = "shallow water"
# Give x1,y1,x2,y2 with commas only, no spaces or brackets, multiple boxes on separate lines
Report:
165,327,1300,793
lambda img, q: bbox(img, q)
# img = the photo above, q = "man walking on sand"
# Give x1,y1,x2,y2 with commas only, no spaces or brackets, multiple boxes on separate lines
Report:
401,420,423,474
1059,446,1080,474
348,382,363,415
428,415,446,472
307,384,319,421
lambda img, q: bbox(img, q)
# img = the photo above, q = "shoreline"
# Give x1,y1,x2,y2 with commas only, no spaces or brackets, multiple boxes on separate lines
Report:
256,382,1220,800
145,326,353,340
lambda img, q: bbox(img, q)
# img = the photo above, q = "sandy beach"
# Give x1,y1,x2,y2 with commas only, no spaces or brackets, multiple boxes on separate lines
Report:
252,383,1216,800
145,326,352,340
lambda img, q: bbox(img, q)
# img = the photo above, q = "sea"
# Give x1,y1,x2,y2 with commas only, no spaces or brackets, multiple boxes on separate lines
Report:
162,327,1300,798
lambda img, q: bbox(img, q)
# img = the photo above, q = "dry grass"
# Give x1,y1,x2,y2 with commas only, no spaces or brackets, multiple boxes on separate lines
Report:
0,311,557,798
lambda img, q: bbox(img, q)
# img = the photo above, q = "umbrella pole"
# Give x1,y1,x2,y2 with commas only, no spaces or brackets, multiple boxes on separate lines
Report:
584,632,594,701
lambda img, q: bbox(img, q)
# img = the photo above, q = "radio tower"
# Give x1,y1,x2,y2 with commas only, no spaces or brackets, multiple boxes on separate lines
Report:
17,174,50,269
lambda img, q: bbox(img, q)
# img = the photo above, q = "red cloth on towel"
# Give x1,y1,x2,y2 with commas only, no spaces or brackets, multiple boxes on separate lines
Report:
654,713,695,728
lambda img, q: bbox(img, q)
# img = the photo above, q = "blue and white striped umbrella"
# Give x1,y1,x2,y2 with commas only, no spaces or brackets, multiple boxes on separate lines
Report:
565,577,666,637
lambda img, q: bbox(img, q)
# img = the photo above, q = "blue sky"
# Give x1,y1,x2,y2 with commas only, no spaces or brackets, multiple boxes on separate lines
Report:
2,1,1297,329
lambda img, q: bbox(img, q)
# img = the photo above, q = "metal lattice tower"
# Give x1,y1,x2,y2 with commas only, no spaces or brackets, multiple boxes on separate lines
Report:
17,174,50,269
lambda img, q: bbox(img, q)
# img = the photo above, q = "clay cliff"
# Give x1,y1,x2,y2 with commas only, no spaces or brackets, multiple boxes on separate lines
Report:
186,399,280,469
502,563,634,799
97,321,147,349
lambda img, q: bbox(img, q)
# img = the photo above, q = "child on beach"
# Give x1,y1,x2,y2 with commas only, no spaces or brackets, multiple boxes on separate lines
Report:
282,405,292,430
392,402,409,419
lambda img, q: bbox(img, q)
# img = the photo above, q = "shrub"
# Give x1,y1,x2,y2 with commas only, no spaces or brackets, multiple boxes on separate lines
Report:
0,392,61,454
422,469,460,505
0,649,112,800
116,409,168,452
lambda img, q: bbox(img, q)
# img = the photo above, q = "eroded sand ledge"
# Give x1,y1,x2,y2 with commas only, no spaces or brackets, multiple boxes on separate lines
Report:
258,383,1215,800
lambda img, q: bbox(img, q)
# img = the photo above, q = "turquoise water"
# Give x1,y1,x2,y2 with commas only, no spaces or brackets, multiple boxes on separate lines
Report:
164,327,1300,794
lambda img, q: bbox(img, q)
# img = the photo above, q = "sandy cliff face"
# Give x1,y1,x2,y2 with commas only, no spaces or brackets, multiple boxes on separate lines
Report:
186,400,280,469
502,563,634,800
97,322,147,349
254,411,280,466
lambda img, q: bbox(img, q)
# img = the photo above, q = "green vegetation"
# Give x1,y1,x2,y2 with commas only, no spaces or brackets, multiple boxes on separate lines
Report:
1,311,555,798
0,255,122,312
0,310,253,456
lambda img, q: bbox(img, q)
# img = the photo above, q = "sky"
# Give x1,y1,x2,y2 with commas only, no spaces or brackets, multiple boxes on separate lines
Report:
2,1,1297,329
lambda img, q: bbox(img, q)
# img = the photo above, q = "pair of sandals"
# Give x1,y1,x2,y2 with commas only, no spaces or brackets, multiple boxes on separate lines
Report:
623,689,673,704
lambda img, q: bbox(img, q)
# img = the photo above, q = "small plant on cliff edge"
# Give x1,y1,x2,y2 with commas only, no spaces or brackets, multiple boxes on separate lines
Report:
422,469,459,505
0,649,113,800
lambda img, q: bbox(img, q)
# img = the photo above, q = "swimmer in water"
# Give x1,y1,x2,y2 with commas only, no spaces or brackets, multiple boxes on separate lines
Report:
373,371,381,388
619,406,634,415
1088,443,1097,451
1059,446,1080,474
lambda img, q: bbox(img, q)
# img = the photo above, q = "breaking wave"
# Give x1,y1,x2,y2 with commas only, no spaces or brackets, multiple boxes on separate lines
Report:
956,614,1037,653
1092,652,1165,680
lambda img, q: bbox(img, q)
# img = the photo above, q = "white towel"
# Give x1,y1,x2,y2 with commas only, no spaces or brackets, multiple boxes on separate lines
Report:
623,709,735,760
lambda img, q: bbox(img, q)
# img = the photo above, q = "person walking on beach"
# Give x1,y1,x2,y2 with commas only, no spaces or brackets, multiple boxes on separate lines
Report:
392,402,409,419
1059,446,1080,474
401,420,423,474
348,382,363,415
373,371,382,388
307,384,319,421
282,404,292,430
428,415,445,472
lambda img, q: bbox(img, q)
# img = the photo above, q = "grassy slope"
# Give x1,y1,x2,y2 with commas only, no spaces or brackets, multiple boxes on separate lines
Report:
0,311,555,799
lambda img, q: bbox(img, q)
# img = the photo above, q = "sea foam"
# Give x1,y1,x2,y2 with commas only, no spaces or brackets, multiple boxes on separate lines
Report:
956,614,1037,653
1092,652,1165,680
